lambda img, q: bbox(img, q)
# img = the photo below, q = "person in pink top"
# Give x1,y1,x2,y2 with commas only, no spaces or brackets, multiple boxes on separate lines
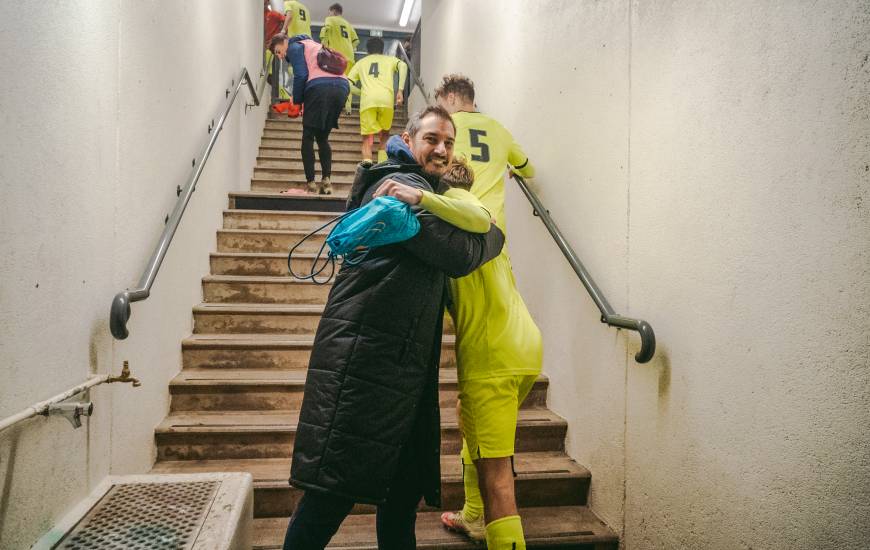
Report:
269,33,350,195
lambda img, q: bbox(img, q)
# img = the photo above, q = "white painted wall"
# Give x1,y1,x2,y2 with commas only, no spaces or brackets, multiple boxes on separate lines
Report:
0,2,266,548
421,1,870,548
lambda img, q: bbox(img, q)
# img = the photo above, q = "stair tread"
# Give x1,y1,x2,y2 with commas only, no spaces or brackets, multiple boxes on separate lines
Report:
170,368,545,386
224,209,341,217
250,506,617,549
202,275,330,283
182,332,456,347
193,303,326,313
151,451,586,488
218,228,329,235
156,407,565,434
210,252,319,259
230,191,350,200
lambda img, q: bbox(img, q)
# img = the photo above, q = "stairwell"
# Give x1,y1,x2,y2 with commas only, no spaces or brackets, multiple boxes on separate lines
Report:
150,110,619,549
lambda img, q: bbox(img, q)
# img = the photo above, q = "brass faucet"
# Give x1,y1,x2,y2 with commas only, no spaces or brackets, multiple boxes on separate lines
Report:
107,361,142,387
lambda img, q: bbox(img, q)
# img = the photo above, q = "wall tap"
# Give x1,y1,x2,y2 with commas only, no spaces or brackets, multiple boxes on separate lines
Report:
107,360,141,387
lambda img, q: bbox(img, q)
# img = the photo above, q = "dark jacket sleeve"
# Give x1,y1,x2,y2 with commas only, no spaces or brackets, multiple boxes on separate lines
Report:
365,172,505,277
286,42,308,102
403,213,505,277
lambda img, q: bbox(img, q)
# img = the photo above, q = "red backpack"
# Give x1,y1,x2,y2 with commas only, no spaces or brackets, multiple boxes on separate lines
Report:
316,46,347,75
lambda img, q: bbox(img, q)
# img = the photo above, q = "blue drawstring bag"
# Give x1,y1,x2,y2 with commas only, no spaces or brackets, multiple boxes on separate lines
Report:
288,196,420,284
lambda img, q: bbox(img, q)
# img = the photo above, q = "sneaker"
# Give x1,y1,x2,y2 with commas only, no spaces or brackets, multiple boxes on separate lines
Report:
306,181,318,194
319,177,333,195
440,510,485,541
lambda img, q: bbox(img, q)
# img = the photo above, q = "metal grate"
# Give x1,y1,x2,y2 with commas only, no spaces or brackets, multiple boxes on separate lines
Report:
56,481,219,550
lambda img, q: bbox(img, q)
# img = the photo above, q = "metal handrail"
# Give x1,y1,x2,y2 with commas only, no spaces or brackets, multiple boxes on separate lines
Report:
403,71,656,363
513,175,656,363
396,41,429,105
110,67,261,340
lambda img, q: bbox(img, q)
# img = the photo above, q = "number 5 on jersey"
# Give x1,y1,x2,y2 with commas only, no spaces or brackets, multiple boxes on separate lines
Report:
469,129,490,162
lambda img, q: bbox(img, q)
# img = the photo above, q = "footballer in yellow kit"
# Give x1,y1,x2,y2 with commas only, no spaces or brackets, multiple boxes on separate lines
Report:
450,110,535,233
320,4,359,112
282,0,311,37
436,75,538,548
347,38,407,161
376,151,539,549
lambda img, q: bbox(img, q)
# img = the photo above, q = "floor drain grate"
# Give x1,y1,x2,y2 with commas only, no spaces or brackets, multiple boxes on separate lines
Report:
56,481,219,550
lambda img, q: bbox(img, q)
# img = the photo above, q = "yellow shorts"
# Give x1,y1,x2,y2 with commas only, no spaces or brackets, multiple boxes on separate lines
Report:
360,107,394,135
459,374,538,462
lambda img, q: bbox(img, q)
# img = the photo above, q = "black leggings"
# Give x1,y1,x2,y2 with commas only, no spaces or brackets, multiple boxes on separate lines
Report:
301,125,332,183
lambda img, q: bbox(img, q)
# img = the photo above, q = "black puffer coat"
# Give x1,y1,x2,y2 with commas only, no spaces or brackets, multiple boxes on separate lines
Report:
289,160,505,506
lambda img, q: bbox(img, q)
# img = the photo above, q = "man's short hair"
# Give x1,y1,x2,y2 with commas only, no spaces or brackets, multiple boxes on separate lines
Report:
268,33,288,54
441,156,475,191
434,74,475,102
366,37,384,55
405,105,457,137
329,3,343,14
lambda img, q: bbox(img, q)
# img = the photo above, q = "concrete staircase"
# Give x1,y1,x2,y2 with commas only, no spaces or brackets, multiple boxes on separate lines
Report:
150,111,619,549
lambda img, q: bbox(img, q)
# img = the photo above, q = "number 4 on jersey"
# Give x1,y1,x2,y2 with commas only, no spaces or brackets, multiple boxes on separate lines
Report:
368,63,380,78
469,129,490,162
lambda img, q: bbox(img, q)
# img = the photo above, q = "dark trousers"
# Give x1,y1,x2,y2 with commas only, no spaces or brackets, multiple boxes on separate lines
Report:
301,125,332,183
282,448,423,549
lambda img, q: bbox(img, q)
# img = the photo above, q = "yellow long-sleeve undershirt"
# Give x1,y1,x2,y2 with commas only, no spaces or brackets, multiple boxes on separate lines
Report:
418,188,492,234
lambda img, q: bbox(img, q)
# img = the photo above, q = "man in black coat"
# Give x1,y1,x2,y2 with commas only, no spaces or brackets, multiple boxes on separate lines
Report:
282,105,506,549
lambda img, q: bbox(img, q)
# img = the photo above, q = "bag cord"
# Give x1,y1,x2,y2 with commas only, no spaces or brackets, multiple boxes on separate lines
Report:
287,210,373,285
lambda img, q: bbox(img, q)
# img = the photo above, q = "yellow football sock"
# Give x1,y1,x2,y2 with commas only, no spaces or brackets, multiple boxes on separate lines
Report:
485,515,526,550
460,441,484,520
376,149,387,163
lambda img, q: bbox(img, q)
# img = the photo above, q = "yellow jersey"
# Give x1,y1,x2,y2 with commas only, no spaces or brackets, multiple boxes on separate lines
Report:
319,15,358,70
450,111,535,233
419,188,542,381
347,54,408,112
283,1,311,37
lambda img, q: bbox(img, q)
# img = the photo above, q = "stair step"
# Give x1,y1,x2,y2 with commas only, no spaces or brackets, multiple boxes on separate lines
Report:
229,192,347,213
223,209,339,231
264,120,405,134
266,111,407,122
260,137,368,150
181,332,456,369
152,451,586,518
155,408,566,461
249,506,617,549
250,179,353,194
217,228,326,254
262,130,369,142
266,112,407,124
254,166,358,179
202,275,333,305
168,368,545,412
256,157,361,170
259,148,363,161
193,303,323,332
210,252,330,277
192,301,455,333
208,251,313,277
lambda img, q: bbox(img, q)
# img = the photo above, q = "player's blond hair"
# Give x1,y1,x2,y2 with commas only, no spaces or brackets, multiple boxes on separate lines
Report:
434,74,475,102
441,156,475,191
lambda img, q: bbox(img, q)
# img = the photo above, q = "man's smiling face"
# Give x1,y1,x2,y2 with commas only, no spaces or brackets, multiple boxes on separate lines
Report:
404,114,455,177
